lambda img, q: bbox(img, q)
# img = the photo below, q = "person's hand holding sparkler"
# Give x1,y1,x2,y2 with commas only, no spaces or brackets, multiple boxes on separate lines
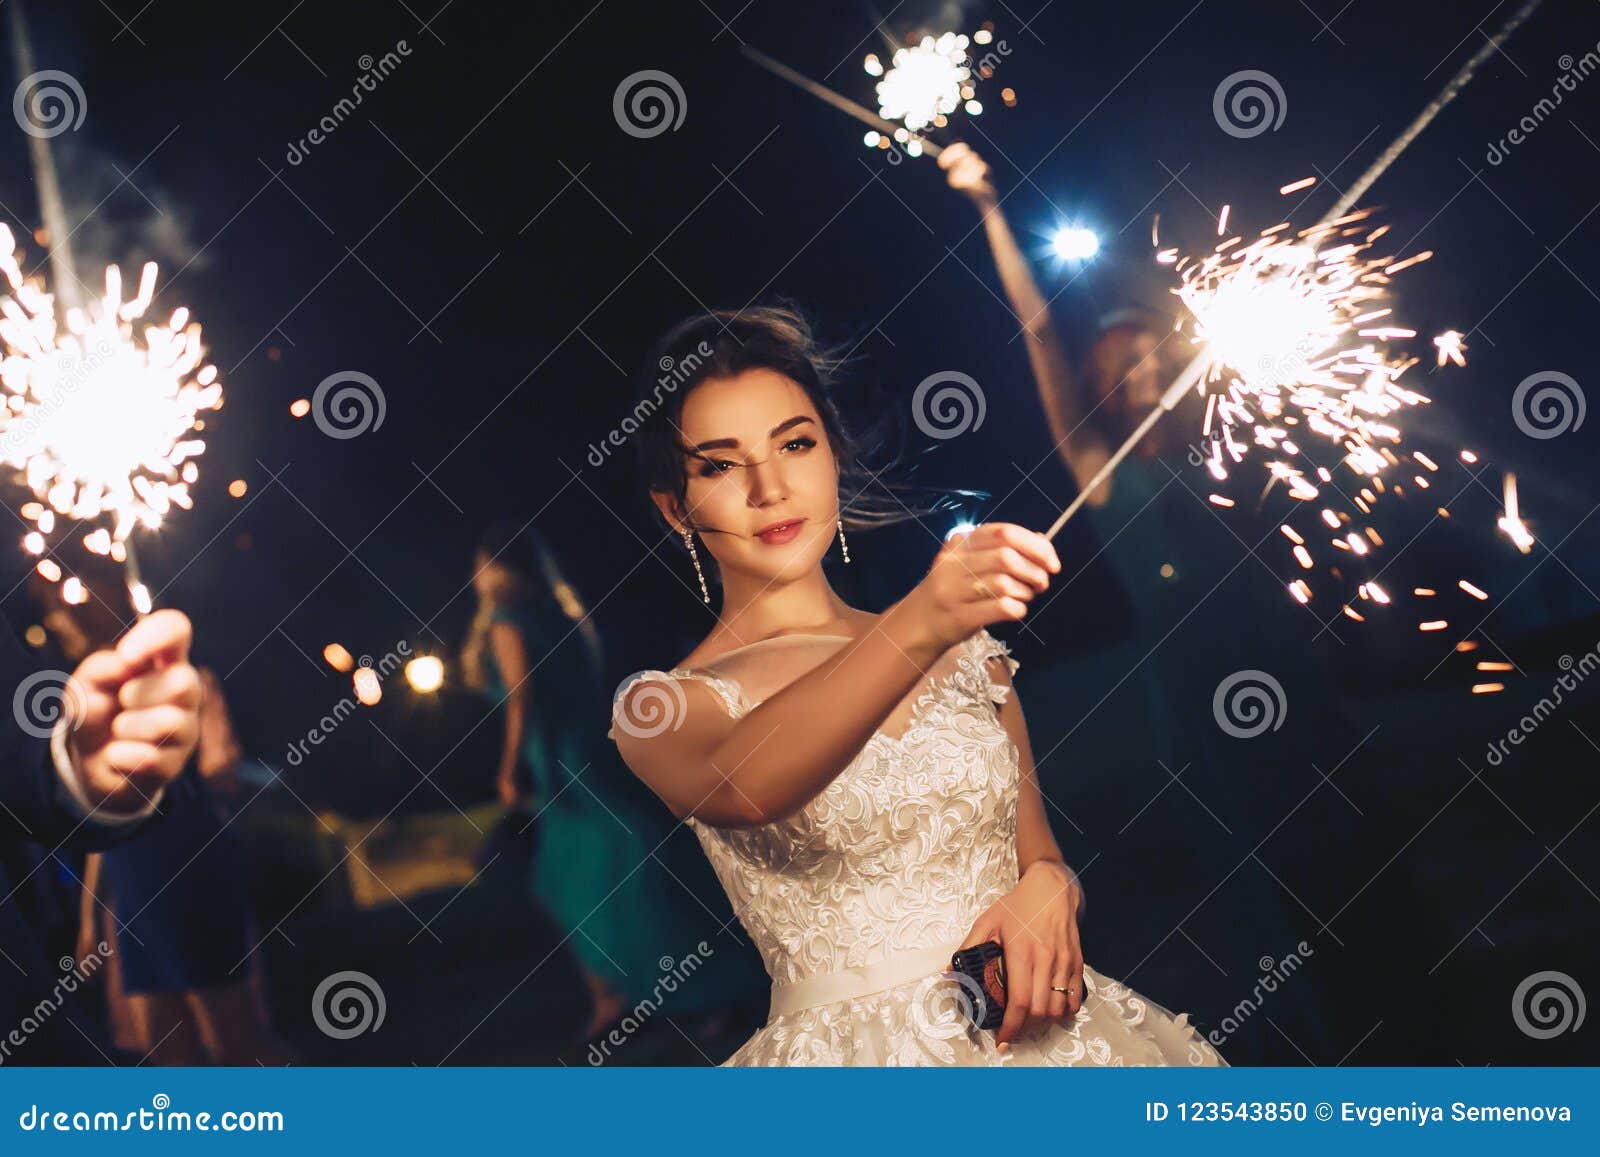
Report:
893,522,1061,654
937,141,996,207
60,609,201,818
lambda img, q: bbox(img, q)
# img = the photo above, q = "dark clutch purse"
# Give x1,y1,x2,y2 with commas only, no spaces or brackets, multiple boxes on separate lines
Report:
949,940,1007,1030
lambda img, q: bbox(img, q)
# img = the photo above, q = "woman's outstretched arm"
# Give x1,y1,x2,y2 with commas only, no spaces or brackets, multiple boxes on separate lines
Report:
614,522,1060,829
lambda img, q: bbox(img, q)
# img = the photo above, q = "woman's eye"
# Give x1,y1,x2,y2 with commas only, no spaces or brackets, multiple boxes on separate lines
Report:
783,437,816,453
699,460,734,476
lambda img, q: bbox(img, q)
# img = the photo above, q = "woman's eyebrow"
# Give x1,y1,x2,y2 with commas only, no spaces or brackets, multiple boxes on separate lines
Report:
688,415,814,453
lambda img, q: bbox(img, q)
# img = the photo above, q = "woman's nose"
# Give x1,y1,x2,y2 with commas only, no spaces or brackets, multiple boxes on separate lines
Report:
746,455,789,503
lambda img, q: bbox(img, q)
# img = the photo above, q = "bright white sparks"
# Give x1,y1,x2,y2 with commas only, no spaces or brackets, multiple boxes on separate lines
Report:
0,226,221,587
874,33,973,134
1165,201,1516,651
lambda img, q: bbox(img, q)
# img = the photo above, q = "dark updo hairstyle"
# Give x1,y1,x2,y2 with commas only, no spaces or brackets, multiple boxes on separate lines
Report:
632,304,982,596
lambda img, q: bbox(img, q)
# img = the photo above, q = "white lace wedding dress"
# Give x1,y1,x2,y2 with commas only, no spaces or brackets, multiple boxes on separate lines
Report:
608,628,1226,1067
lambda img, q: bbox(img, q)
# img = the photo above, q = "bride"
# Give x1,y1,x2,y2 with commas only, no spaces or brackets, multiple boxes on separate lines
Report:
608,306,1225,1067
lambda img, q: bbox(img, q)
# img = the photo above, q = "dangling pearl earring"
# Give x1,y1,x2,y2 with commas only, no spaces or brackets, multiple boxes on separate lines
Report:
682,526,710,603
836,516,851,564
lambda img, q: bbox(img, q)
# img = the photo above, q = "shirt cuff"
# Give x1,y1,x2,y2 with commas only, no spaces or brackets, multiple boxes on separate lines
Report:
51,718,164,826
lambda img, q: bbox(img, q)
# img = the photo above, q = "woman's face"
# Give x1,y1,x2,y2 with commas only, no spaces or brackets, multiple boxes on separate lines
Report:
657,367,840,590
472,552,517,602
1092,326,1163,414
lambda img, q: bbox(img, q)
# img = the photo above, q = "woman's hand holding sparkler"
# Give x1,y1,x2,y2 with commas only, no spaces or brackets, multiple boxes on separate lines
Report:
63,609,202,818
937,141,996,206
895,522,1059,655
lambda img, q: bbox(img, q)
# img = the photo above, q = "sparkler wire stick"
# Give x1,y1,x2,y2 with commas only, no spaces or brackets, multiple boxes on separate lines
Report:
7,0,170,616
1328,0,1544,220
7,1,80,307
1043,0,1545,542
739,44,946,158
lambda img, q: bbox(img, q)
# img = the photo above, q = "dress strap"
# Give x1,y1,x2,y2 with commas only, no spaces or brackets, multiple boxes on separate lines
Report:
965,630,1021,706
607,668,749,742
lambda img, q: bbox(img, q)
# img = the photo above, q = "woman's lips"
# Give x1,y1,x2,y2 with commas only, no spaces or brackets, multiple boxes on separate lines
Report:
756,519,805,545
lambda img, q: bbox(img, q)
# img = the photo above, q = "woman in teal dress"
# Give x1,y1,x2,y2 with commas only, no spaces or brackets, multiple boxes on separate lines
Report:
462,522,765,1045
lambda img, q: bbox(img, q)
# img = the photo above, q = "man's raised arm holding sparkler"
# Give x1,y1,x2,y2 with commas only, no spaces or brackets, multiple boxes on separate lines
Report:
937,142,1114,505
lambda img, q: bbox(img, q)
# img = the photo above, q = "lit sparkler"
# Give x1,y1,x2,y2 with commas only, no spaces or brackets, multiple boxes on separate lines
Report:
1142,195,1520,644
1497,472,1534,554
1174,201,1434,497
0,227,221,608
872,32,977,136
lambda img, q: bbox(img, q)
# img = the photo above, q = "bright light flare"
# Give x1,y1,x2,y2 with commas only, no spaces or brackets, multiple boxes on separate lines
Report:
874,32,972,133
0,227,220,594
1051,226,1099,261
404,655,445,693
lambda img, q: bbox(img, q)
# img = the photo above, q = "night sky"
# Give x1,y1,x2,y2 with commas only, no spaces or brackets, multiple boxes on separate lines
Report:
1,0,1595,800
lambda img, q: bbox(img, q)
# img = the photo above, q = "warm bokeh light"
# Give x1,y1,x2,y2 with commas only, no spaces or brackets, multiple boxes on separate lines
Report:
353,667,382,706
323,643,355,672
290,398,311,418
228,479,248,498
405,655,445,693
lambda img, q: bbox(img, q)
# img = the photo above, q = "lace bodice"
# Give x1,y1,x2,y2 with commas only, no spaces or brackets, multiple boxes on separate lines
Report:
608,629,1022,986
